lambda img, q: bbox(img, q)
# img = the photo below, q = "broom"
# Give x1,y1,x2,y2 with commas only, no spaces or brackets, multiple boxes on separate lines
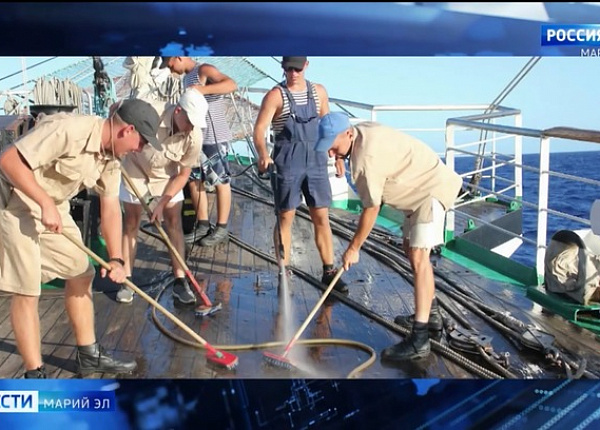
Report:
263,267,345,370
121,168,222,317
61,231,238,369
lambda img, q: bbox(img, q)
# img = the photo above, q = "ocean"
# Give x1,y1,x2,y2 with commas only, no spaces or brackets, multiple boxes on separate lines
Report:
453,150,600,267
228,140,599,269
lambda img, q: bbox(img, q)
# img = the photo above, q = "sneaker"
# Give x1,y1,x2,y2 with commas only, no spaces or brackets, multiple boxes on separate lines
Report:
184,223,212,244
321,269,349,293
116,280,134,304
173,278,197,304
76,343,137,374
199,226,229,247
24,365,47,379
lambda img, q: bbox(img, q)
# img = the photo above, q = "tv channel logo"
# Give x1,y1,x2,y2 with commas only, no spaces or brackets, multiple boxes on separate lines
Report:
542,24,600,46
0,391,39,413
0,390,116,413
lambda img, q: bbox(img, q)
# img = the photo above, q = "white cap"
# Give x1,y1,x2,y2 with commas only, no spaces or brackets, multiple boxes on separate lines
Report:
178,88,208,128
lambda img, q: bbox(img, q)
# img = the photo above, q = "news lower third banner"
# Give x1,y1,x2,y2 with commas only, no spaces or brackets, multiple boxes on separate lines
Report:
542,24,600,56
0,390,115,413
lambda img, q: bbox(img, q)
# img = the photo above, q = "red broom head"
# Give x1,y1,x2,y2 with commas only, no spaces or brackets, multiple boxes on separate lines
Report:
262,351,295,371
206,349,239,370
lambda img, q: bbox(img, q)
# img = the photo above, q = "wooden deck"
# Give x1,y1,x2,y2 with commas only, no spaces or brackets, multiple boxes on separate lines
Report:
1,172,600,380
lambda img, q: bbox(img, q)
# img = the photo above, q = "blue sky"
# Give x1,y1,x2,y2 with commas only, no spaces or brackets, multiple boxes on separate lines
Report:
1,55,599,154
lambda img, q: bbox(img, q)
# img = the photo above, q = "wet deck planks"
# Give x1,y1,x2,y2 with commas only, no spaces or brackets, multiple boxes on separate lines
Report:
1,174,599,380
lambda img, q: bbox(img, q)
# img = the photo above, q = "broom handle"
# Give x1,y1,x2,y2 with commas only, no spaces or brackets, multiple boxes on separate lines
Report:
120,168,213,306
61,230,219,354
283,267,345,356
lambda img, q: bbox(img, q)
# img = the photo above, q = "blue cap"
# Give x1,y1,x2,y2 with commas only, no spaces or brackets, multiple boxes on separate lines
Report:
314,112,351,152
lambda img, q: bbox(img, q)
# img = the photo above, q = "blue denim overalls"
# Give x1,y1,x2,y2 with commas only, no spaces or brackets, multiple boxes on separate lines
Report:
272,81,332,211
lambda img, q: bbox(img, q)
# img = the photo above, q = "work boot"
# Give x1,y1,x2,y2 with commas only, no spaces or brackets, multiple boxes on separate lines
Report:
76,343,137,374
199,226,229,247
173,277,196,304
321,268,349,293
394,299,443,333
381,323,431,361
24,365,47,379
115,277,134,304
184,222,212,244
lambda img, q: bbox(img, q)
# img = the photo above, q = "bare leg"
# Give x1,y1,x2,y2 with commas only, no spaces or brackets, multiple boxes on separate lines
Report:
122,202,143,277
409,247,435,323
11,294,42,370
274,209,296,266
189,180,209,222
163,201,186,279
308,207,334,266
64,274,96,346
214,183,231,225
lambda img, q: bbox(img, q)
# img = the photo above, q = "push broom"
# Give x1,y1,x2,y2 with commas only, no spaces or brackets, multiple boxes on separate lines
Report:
61,231,238,370
263,267,345,370
121,168,222,317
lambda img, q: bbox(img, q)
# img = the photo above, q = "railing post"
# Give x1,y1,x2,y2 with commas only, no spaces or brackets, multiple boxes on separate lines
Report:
514,114,523,202
445,123,456,242
536,136,550,284
491,118,496,194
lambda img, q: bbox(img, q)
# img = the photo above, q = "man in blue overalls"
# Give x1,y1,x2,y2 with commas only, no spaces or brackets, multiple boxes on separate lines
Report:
253,56,348,292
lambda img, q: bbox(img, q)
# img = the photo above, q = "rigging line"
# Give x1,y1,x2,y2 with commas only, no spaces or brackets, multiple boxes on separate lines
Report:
484,56,541,113
468,56,542,192
0,57,59,84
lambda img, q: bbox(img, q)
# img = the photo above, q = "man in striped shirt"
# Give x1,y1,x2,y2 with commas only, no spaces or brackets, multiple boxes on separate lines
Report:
253,56,348,293
160,56,237,247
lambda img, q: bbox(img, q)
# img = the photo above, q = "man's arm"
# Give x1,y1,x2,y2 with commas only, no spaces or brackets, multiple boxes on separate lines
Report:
190,64,237,95
315,83,330,117
0,146,62,231
349,206,379,251
341,205,379,271
253,89,281,170
158,167,192,206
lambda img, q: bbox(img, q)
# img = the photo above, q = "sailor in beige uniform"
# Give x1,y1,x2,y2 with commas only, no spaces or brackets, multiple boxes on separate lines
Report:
118,88,207,305
0,98,160,378
314,112,463,362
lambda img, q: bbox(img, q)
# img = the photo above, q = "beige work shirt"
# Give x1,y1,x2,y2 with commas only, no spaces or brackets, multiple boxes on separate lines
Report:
4,112,121,207
350,122,463,223
121,100,202,198
0,112,118,293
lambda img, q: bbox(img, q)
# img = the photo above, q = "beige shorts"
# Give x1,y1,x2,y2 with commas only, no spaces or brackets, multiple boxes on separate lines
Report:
119,182,184,204
0,191,95,296
402,198,446,249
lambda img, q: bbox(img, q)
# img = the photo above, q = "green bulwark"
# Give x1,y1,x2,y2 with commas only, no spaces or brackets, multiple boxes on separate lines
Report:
443,236,538,287
527,286,600,336
41,236,108,290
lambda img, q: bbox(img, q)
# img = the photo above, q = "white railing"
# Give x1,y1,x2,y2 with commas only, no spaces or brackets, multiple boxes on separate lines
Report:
243,88,600,282
446,115,600,281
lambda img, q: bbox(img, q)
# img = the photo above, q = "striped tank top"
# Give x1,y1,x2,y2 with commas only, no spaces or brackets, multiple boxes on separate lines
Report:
271,81,321,136
183,64,233,145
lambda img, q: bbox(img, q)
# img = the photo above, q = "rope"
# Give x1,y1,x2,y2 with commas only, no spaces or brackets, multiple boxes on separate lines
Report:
122,56,182,103
32,76,83,114
229,184,600,379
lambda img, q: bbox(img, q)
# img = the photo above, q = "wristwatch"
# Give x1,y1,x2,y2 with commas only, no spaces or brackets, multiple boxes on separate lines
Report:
108,257,125,266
